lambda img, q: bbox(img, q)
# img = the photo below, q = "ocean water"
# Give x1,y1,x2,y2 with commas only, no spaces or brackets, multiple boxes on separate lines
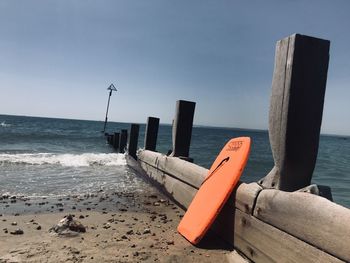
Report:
0,115,349,208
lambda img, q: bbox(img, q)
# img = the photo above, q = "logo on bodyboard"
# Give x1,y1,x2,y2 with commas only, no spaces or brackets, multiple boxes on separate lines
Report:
226,141,243,152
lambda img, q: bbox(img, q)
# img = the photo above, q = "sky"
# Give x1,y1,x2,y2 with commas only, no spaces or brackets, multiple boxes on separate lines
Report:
0,0,350,135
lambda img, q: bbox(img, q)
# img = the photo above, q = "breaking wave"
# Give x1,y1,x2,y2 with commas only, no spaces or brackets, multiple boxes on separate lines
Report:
0,121,11,127
0,153,126,167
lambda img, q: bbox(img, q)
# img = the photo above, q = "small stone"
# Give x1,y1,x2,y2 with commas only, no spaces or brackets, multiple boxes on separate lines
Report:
126,229,134,235
143,228,151,234
153,202,160,206
121,235,128,239
10,229,24,235
131,244,136,248
11,222,17,226
166,240,174,245
36,225,42,230
102,224,110,229
133,252,139,257
79,215,85,219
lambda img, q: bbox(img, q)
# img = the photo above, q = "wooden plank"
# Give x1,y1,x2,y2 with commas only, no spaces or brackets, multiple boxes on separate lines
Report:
234,183,262,214
139,160,197,208
234,209,344,263
138,149,159,166
254,189,350,262
139,150,207,189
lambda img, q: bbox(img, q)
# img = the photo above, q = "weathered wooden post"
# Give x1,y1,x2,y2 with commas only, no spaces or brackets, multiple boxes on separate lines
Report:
128,124,140,159
260,34,330,191
113,132,120,151
144,117,160,151
106,134,112,144
169,100,196,161
110,134,115,146
119,129,128,154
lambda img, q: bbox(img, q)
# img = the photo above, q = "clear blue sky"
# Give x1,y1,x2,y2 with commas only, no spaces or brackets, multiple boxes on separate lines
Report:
1,1,350,135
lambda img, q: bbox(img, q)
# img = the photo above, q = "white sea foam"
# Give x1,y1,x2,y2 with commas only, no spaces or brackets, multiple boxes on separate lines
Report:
0,153,126,167
0,121,11,127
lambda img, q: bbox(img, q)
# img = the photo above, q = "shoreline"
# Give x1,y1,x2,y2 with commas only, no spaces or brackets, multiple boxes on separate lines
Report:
0,188,231,262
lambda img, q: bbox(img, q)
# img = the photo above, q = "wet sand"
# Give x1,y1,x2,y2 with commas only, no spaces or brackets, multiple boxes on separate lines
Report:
0,189,232,262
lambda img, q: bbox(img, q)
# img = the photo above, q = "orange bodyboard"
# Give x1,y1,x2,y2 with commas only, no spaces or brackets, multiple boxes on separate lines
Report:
177,137,251,244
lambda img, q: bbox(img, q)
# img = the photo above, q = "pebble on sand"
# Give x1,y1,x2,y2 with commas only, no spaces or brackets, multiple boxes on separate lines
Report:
10,229,24,235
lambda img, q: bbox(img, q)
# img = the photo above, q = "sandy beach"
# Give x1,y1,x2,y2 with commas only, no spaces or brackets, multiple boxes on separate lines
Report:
0,187,231,263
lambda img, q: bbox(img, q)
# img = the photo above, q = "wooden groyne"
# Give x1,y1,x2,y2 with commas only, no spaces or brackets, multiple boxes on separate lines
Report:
106,34,350,262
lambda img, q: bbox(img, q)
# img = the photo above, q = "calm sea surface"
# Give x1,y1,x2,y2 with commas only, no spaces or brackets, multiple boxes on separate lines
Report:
0,115,349,208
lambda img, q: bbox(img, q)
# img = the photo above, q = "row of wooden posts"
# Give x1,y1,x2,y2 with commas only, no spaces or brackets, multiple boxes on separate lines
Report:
105,100,196,162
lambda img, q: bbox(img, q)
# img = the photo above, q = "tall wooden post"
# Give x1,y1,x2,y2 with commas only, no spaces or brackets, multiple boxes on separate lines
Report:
119,129,128,154
110,134,115,146
144,117,159,151
261,34,330,191
169,100,196,160
113,132,120,151
128,124,140,159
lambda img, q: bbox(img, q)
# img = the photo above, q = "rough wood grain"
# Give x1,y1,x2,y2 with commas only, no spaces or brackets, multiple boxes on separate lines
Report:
139,158,198,208
262,34,330,191
234,183,262,214
234,209,344,263
254,189,350,262
138,150,207,188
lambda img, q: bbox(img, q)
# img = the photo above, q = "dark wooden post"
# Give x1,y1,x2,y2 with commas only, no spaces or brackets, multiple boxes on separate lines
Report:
128,124,140,159
106,134,112,144
260,34,330,191
144,117,159,151
169,100,196,160
113,132,120,151
119,129,128,154
111,134,115,146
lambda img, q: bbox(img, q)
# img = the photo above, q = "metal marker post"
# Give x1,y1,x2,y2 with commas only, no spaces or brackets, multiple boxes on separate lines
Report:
102,84,117,133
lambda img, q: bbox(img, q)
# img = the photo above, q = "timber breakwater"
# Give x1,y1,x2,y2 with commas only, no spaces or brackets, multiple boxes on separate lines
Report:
106,34,350,262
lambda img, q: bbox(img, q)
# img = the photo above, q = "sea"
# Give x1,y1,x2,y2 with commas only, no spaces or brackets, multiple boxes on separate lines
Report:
0,114,349,208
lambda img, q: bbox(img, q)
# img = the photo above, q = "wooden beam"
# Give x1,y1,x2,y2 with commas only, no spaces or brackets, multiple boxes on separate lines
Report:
138,150,206,189
234,209,344,263
254,189,350,262
139,158,198,208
